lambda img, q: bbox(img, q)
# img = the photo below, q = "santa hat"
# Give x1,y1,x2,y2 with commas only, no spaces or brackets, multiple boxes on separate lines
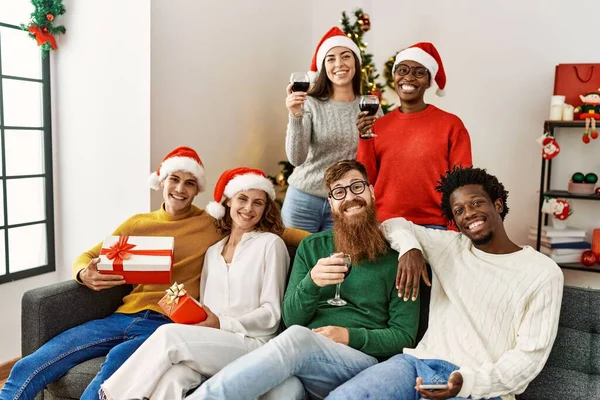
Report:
308,26,362,82
148,146,206,191
206,167,276,219
392,42,447,96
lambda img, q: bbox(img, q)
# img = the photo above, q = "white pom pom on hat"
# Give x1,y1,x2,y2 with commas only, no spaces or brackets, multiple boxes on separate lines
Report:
148,146,206,191
206,167,276,219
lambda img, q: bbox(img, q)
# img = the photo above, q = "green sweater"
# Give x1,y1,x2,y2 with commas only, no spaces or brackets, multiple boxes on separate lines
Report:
282,230,419,360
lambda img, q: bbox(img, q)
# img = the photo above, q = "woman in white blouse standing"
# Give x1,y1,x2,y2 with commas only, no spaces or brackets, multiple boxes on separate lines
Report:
100,167,290,400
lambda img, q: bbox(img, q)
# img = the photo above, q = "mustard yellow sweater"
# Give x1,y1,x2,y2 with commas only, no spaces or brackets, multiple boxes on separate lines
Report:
73,205,309,315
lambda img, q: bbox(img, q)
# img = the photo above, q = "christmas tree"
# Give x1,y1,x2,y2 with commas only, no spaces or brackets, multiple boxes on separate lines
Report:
340,9,393,113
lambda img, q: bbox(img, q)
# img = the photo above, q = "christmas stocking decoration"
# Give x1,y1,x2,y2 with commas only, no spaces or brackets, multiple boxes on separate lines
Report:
536,134,560,159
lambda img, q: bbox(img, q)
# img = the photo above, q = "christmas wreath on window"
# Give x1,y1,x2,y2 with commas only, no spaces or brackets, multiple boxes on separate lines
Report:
21,0,66,55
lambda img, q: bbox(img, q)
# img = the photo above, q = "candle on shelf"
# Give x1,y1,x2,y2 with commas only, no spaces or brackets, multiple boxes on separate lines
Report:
562,104,574,121
549,95,565,120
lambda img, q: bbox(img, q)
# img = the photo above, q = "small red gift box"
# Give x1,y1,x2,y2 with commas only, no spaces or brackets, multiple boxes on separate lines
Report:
98,236,174,284
158,283,208,324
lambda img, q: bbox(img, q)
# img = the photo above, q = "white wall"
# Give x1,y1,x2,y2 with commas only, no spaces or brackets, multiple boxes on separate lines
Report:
0,0,151,363
150,0,314,208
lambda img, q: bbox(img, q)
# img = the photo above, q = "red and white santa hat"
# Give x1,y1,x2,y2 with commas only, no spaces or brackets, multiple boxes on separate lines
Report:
308,26,362,81
392,42,447,96
206,167,276,219
148,146,206,191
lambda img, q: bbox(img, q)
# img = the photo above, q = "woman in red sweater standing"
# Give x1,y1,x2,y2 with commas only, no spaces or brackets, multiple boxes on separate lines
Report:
356,42,472,228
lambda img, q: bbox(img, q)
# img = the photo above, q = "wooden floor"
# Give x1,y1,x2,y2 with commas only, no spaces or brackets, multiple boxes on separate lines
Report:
0,357,19,390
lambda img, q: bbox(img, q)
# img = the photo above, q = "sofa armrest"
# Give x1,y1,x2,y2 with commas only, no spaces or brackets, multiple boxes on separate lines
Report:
21,280,133,357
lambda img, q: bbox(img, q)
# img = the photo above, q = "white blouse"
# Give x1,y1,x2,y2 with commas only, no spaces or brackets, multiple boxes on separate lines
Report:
200,231,290,344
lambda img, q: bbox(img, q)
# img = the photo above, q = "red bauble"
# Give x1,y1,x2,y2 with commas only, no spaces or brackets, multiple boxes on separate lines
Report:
581,250,597,267
595,187,600,196
369,87,382,100
46,13,54,21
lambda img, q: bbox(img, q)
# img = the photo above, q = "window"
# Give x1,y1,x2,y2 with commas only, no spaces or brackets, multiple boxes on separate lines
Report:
0,6,55,284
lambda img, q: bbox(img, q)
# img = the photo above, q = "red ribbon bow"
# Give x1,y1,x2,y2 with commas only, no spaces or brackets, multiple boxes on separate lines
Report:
28,26,57,50
100,236,174,272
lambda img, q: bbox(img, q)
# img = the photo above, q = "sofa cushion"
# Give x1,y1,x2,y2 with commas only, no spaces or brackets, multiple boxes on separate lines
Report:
45,357,104,399
519,285,600,399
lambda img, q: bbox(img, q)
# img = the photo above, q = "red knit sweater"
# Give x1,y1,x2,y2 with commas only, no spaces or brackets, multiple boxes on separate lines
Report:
358,105,472,225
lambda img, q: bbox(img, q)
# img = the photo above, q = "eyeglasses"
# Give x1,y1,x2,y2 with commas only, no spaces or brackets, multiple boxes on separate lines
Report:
394,63,428,79
329,180,368,200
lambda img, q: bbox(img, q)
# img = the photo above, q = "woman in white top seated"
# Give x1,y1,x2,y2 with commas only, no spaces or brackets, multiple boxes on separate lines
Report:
100,167,290,400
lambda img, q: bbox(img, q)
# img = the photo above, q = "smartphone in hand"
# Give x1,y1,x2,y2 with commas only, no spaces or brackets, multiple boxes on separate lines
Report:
419,383,449,390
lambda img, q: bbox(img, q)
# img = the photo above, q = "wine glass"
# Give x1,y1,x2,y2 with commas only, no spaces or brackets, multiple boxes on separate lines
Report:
290,72,310,115
359,95,380,138
327,253,352,306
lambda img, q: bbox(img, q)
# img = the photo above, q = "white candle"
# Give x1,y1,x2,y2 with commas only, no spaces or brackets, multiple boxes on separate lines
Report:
549,104,563,120
562,104,574,121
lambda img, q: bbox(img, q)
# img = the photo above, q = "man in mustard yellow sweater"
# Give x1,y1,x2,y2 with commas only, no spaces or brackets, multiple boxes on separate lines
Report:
0,147,307,400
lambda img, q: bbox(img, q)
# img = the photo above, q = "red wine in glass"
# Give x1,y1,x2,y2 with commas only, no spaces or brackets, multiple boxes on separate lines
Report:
291,82,310,92
359,103,379,116
290,72,310,116
328,254,352,306
359,95,380,138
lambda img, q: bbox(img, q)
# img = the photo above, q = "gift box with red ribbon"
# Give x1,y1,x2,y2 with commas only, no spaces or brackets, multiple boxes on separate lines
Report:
98,236,174,284
158,283,208,324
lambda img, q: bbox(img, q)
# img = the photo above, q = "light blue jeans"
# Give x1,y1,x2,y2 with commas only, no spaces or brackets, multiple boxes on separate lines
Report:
190,325,378,400
0,310,171,400
327,354,501,400
281,186,333,233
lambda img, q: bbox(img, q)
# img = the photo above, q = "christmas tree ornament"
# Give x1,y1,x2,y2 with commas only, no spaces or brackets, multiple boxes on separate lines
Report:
573,89,600,144
21,0,66,55
553,199,571,220
358,13,371,32
572,172,585,183
595,187,600,197
368,87,382,100
536,133,560,160
585,172,598,184
541,197,572,221
581,250,597,267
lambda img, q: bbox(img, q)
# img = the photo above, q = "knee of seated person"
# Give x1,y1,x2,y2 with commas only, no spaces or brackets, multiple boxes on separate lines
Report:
279,325,314,343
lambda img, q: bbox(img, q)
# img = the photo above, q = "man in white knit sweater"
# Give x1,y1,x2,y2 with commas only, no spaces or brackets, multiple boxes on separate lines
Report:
327,167,563,400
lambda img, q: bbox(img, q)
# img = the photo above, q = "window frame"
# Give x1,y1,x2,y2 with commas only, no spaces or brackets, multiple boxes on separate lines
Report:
0,21,56,284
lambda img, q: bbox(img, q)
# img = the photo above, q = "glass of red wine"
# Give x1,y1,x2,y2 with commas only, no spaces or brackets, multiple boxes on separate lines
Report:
327,253,352,306
290,72,310,115
359,95,380,138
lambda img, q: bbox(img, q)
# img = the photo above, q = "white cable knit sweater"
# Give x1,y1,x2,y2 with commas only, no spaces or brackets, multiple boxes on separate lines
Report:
382,218,564,400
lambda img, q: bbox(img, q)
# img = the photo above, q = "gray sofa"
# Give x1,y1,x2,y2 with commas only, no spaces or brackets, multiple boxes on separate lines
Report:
20,266,600,399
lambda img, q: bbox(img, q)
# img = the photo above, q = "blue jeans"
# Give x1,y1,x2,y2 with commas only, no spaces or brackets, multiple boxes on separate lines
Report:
327,354,501,400
190,325,378,400
0,310,170,400
281,186,333,233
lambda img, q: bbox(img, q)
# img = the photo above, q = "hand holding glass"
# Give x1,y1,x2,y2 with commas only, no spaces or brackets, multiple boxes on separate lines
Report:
359,95,379,138
327,253,352,306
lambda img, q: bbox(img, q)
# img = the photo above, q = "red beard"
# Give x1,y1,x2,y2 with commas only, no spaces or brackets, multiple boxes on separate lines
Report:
331,198,389,264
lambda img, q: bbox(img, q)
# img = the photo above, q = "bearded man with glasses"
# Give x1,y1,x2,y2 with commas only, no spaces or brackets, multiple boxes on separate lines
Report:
191,160,420,400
